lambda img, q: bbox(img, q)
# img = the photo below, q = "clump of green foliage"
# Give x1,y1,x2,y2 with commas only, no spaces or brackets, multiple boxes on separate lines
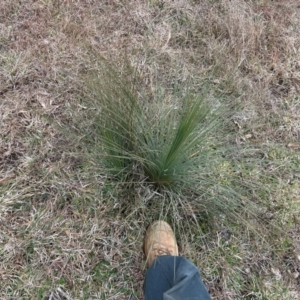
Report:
72,61,267,223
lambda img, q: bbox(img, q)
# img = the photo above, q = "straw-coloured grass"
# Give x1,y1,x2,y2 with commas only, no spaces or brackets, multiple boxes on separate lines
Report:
1,0,299,299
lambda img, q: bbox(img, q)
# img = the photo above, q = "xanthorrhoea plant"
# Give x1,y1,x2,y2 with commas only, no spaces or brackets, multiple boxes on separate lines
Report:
74,61,269,227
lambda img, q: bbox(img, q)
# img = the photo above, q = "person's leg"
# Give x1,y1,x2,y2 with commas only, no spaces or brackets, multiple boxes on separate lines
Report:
143,221,212,300
144,255,211,300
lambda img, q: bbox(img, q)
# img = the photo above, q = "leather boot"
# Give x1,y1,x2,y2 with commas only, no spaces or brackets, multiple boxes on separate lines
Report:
144,220,179,268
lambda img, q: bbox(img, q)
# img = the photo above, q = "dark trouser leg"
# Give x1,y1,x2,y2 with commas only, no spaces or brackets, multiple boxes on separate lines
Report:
143,255,212,300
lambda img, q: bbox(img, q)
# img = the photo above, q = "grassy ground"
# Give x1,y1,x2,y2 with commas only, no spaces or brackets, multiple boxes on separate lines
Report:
1,0,300,299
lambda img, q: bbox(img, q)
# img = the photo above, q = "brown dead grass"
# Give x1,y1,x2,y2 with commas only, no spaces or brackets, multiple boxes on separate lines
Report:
1,0,300,299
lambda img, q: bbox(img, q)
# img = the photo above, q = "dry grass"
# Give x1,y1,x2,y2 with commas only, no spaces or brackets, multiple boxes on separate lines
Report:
1,0,300,299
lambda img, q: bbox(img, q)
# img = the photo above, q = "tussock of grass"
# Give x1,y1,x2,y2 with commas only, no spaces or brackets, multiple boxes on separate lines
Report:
78,63,220,189
68,61,278,238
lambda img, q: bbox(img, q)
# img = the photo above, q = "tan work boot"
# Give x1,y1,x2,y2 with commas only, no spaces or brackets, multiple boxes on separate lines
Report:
144,220,179,267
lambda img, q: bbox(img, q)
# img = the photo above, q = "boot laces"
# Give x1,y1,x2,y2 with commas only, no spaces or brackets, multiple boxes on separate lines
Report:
153,245,171,256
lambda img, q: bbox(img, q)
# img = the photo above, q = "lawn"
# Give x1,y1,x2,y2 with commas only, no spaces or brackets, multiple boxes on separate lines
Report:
0,1,299,299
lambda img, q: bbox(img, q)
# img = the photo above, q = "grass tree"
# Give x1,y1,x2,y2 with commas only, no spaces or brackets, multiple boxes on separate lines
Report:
69,60,269,231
